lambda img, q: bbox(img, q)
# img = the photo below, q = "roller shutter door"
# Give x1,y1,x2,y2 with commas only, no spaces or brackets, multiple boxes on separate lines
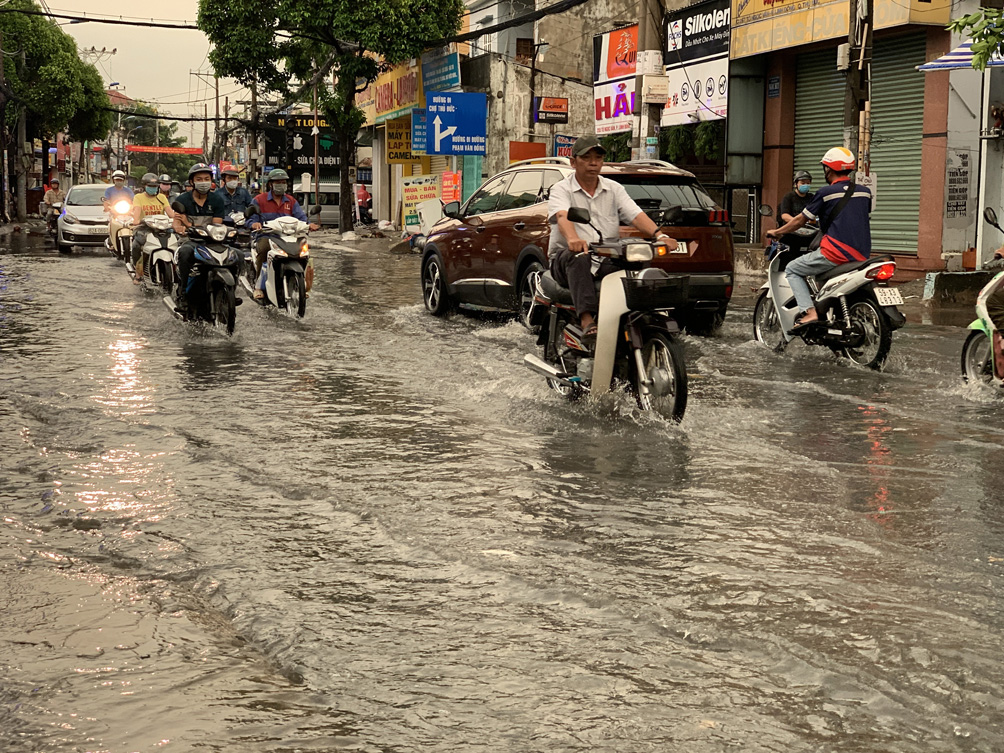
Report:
793,49,845,180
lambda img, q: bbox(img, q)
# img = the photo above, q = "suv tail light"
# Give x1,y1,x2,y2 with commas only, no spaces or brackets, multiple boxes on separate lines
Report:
865,263,896,281
708,209,729,225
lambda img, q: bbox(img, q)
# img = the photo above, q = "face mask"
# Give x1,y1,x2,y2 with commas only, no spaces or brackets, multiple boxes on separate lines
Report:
226,180,238,190
194,180,212,194
114,179,124,186
272,183,287,196
797,184,811,195
145,185,159,196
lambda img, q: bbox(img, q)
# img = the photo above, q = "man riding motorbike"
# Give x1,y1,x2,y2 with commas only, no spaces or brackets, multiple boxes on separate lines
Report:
215,166,253,215
246,168,319,300
172,163,226,312
547,135,675,341
43,178,65,229
103,170,134,251
130,172,175,281
766,146,872,331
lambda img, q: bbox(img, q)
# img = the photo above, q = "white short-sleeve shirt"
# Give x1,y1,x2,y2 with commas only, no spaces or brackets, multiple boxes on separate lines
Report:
547,173,644,260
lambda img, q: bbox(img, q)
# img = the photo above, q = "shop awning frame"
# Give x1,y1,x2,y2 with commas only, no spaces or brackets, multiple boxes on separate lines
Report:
917,40,1004,71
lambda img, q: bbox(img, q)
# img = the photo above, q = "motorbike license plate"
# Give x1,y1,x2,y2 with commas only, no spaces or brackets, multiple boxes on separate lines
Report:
874,287,903,306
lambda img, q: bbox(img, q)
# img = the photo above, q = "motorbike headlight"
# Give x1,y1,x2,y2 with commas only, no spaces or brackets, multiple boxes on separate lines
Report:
207,225,228,242
300,243,309,256
226,229,236,239
625,243,654,262
114,200,131,215
196,227,209,237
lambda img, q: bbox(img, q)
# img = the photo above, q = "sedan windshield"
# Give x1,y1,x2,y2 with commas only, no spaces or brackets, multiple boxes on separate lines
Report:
66,187,109,206
608,176,717,220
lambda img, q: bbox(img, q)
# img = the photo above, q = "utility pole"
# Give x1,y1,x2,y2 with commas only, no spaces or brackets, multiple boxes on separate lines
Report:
0,29,7,220
223,96,229,164
214,74,220,164
203,104,209,159
844,0,872,168
249,77,258,185
154,114,160,175
313,67,320,209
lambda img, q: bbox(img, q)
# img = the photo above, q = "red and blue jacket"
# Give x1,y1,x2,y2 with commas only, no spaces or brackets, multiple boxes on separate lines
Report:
801,177,872,264
247,191,307,225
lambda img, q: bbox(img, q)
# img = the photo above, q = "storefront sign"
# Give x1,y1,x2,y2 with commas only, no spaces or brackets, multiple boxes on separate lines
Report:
442,171,462,203
371,61,423,124
767,75,781,99
663,0,730,127
595,78,637,134
554,134,575,158
265,113,331,130
593,24,639,84
946,151,970,219
401,173,441,229
411,110,428,155
730,0,848,59
422,51,461,91
534,97,569,124
387,118,413,163
509,141,547,163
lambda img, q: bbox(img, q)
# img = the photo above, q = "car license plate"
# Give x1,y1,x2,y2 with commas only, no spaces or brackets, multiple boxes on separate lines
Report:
874,286,903,306
86,225,107,234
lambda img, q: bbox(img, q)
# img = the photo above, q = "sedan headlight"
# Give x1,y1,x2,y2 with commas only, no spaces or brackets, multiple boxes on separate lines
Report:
624,243,654,262
63,212,79,224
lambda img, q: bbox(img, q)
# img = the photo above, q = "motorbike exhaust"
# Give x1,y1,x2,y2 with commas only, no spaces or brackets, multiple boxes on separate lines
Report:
523,354,582,388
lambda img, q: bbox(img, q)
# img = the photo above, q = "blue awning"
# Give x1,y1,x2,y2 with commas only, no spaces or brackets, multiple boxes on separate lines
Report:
917,40,1004,71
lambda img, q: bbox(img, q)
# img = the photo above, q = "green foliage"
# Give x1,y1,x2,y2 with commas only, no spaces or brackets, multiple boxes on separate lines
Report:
0,0,112,140
118,101,196,181
599,132,631,162
660,125,693,163
948,10,1004,70
694,120,723,161
197,0,465,226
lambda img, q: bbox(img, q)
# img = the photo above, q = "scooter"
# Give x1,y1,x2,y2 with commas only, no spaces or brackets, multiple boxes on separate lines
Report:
753,204,906,370
47,201,62,236
126,214,178,293
105,199,134,261
961,207,1004,385
164,209,243,336
240,205,319,318
523,207,689,421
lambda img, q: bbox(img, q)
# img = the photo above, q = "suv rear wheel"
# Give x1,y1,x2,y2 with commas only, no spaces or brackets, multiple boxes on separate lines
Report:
686,308,726,336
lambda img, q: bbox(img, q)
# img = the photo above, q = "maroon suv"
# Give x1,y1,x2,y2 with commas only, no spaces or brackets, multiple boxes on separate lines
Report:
420,158,734,335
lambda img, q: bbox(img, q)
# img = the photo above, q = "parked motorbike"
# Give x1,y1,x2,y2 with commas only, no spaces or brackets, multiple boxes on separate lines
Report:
961,207,1004,385
105,199,134,261
240,205,319,318
522,207,688,421
126,214,178,293
164,207,243,335
753,204,905,370
47,201,62,236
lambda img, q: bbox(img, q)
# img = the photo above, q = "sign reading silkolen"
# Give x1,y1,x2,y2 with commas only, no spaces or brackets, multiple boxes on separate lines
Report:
662,0,730,127
593,24,638,135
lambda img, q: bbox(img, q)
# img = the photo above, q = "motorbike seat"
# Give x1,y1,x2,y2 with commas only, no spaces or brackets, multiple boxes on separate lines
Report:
538,270,601,306
813,255,894,286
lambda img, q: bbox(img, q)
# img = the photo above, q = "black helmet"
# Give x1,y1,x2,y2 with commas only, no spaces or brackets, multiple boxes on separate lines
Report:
158,173,171,183
188,162,213,179
141,172,159,187
793,170,812,184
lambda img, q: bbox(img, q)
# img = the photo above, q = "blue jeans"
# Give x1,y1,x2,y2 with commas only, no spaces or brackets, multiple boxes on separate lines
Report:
785,250,837,313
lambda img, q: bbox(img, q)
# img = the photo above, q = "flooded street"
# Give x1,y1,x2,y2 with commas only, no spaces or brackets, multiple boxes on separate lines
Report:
2,237,1004,752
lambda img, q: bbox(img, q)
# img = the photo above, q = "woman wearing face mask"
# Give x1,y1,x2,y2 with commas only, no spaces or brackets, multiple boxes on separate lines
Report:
215,166,253,215
130,173,175,282
777,170,815,253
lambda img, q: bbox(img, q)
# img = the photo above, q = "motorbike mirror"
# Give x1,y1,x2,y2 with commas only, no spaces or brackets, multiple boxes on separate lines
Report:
244,204,257,218
308,205,322,217
566,207,591,224
442,201,461,219
984,207,999,228
758,204,774,217
170,201,185,213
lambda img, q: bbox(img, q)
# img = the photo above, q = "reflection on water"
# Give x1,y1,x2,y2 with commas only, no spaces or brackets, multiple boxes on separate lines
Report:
1,246,1003,752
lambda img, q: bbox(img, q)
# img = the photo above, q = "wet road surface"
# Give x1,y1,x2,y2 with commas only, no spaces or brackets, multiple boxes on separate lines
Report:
2,236,1003,752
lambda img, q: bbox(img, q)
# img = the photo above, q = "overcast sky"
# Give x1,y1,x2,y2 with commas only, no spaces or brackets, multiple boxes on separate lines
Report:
58,0,249,128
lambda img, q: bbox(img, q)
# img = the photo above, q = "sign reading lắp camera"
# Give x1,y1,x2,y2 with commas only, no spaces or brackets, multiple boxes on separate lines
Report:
662,0,730,127
387,118,413,164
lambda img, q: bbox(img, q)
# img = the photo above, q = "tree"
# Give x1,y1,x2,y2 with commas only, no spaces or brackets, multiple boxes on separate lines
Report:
117,101,197,182
947,12,1004,70
197,0,465,230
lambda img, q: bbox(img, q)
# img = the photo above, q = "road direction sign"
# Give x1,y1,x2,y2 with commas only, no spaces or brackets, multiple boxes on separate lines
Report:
425,92,487,155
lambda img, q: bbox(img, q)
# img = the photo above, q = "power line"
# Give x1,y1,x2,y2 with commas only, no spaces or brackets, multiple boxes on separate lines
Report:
0,7,201,28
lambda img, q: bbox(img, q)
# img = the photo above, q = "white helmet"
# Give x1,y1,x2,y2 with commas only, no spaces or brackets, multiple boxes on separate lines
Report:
820,147,856,172
111,169,127,180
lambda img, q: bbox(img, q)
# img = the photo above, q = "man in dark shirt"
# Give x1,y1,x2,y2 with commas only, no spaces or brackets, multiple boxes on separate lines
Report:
777,170,815,252
172,163,226,311
215,166,254,215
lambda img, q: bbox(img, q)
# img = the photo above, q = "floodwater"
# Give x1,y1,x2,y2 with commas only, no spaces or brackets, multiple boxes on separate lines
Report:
2,236,1003,752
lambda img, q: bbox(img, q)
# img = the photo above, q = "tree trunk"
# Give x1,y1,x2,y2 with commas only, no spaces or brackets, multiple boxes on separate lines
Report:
338,75,355,233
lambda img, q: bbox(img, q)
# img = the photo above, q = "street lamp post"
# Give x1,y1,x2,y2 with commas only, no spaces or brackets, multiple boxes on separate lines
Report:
527,41,550,142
